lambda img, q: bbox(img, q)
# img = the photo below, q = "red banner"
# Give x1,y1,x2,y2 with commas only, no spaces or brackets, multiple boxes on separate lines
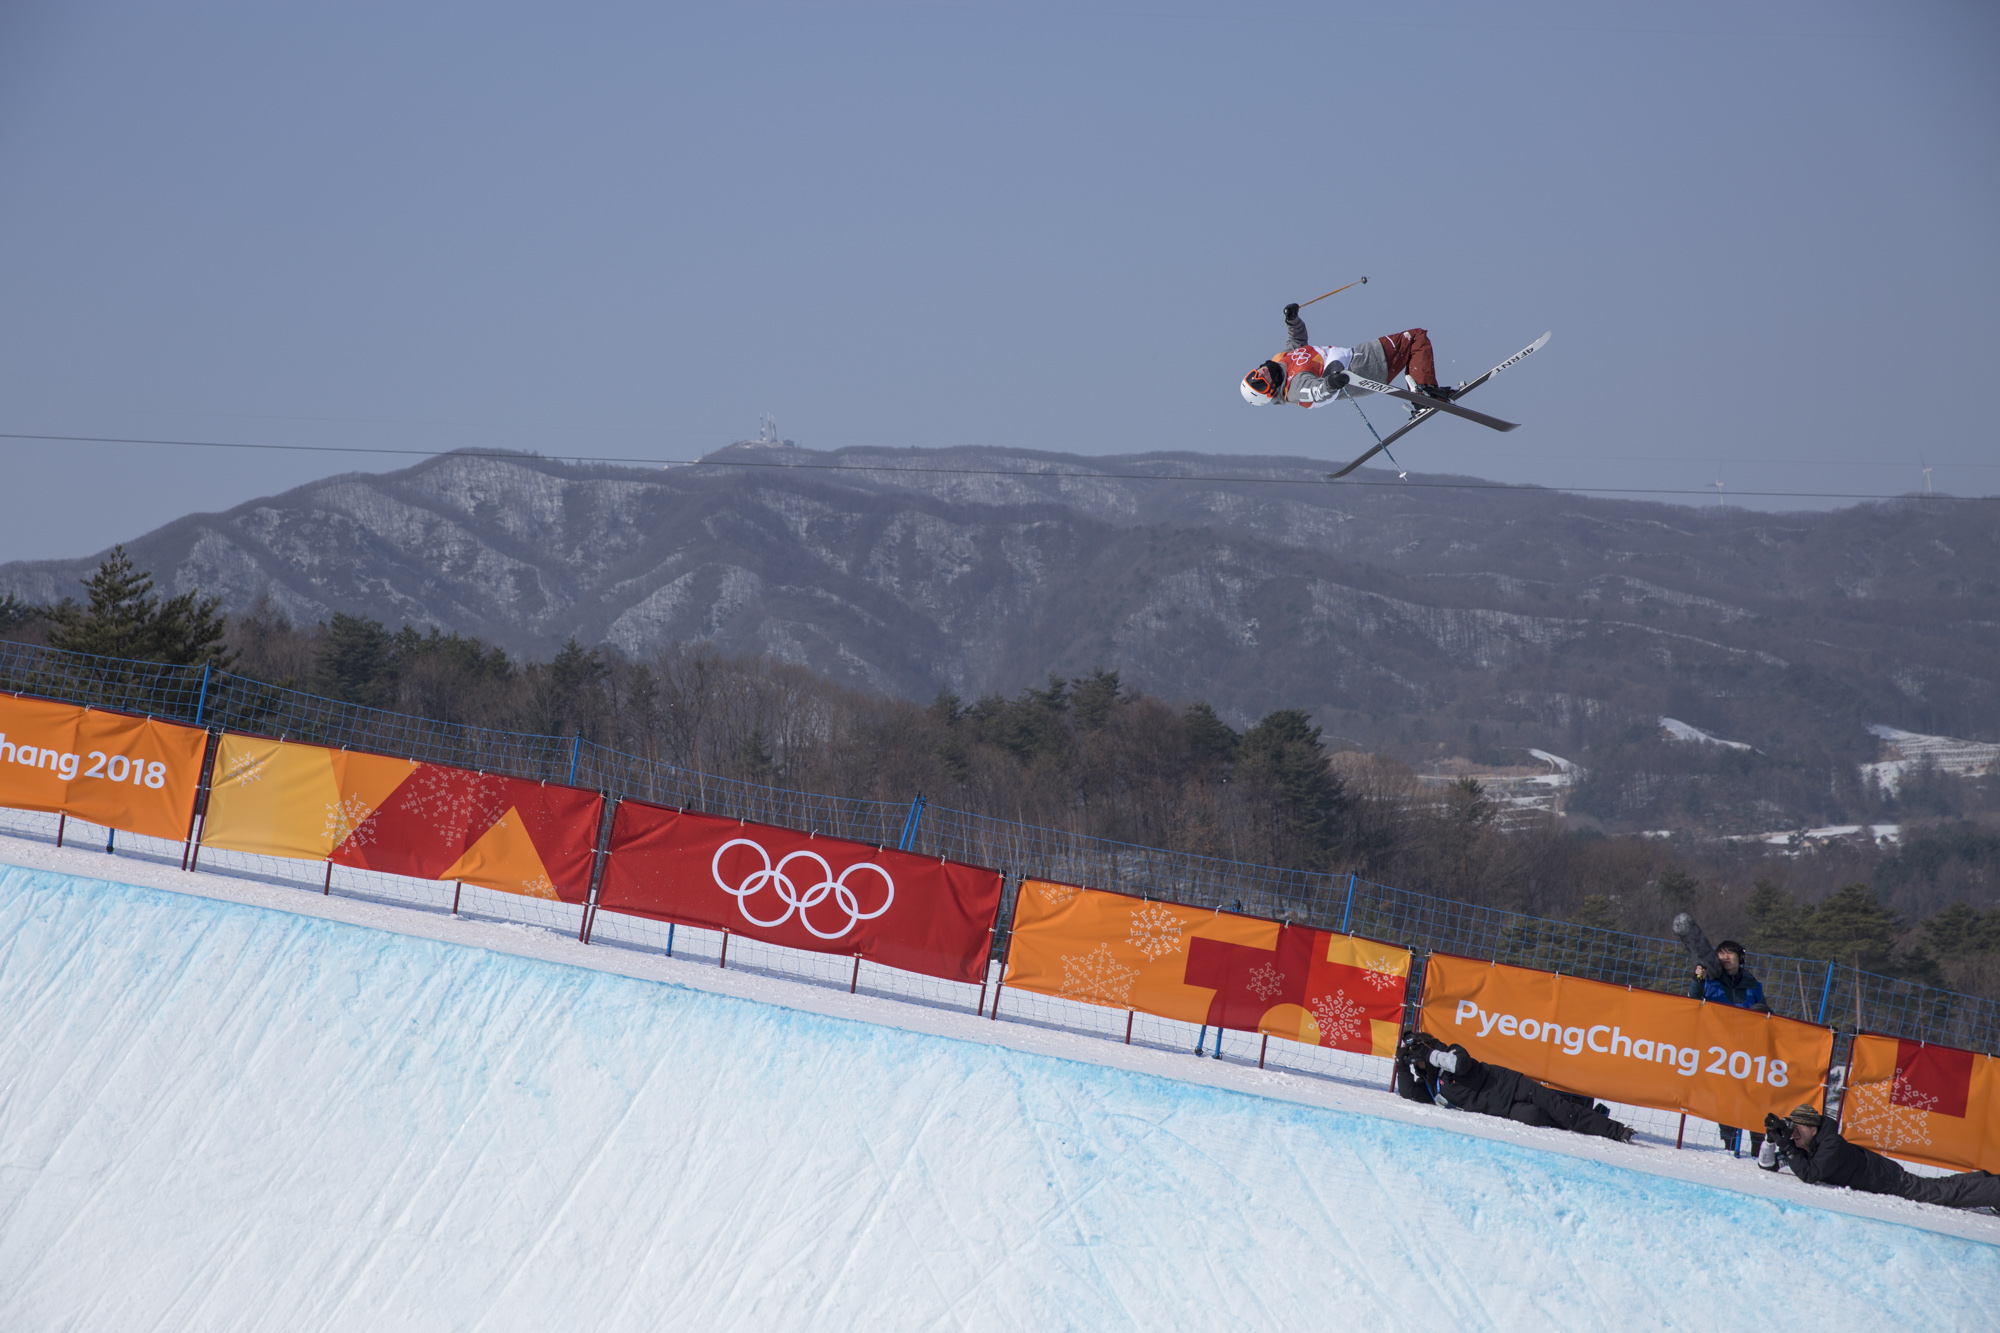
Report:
1842,1034,2000,1173
329,763,605,903
597,803,1003,983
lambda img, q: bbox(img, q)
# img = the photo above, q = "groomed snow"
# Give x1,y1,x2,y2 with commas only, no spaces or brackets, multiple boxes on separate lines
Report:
1,848,1997,1330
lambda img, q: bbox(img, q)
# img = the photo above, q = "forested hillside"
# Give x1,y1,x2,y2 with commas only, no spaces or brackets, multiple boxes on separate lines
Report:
2,447,1996,843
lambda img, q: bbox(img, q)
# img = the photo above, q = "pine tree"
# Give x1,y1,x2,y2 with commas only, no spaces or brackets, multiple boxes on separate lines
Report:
1238,709,1348,869
1655,867,1700,910
1070,668,1121,731
1743,877,1805,956
311,613,396,708
1182,701,1239,772
0,593,46,634
46,546,233,667
1802,882,1901,973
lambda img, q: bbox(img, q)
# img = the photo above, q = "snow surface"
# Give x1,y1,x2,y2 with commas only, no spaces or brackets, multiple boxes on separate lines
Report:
1659,717,1755,751
2,844,1998,1330
1862,724,2000,795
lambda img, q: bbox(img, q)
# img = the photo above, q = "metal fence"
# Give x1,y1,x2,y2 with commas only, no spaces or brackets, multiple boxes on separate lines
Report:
4,637,1995,1059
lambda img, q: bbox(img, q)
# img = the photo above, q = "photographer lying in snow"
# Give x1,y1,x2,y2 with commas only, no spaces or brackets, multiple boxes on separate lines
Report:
1761,1104,2000,1211
1394,1032,1637,1143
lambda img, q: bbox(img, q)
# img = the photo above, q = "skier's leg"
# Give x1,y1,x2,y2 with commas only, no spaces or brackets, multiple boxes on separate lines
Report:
1377,330,1440,388
1347,337,1389,385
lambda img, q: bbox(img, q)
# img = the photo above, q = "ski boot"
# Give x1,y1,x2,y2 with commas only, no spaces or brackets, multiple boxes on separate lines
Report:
1405,381,1460,421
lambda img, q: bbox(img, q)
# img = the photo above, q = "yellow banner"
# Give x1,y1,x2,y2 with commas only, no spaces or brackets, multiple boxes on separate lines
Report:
1842,1034,2000,1174
1002,879,1409,1056
1419,952,1834,1126
198,734,594,902
200,734,415,862
0,694,208,841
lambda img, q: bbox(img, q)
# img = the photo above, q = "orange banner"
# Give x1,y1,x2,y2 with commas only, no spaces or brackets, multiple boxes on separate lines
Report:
200,734,603,902
0,693,208,841
1842,1034,2000,1174
1002,879,1410,1056
1419,953,1834,1126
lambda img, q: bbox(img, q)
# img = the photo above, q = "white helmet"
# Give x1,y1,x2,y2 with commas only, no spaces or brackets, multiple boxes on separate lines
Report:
1241,360,1283,405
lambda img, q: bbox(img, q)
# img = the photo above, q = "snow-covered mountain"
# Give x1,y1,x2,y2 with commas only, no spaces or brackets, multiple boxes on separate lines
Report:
3,445,1996,782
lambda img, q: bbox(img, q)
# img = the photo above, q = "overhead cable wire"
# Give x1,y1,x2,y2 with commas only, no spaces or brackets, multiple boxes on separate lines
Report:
0,430,1984,503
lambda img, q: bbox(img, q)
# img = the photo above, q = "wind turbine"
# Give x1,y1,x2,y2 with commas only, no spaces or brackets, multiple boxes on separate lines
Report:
1920,451,1934,496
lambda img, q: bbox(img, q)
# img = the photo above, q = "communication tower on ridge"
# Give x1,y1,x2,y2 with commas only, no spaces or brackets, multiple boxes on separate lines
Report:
753,414,794,447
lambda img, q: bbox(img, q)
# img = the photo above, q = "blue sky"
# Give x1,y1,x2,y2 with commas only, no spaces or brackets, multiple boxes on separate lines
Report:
1,0,1994,562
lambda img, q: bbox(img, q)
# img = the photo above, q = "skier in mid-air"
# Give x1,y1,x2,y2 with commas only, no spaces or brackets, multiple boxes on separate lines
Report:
1240,305,1462,418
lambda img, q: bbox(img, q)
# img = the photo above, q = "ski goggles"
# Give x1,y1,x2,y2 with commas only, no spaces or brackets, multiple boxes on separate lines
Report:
1246,361,1284,399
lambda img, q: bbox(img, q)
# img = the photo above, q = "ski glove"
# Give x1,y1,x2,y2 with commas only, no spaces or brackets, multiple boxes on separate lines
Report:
1757,1140,1780,1171
1427,1048,1460,1074
1283,303,1300,320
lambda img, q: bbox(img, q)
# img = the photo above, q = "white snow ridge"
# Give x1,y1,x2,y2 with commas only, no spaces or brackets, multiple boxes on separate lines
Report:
1,862,1996,1330
1659,716,1756,751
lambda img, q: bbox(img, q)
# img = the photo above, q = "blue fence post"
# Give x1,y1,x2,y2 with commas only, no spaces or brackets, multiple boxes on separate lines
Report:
567,732,582,787
897,793,927,851
1339,873,1357,935
1816,960,1838,1025
193,662,212,727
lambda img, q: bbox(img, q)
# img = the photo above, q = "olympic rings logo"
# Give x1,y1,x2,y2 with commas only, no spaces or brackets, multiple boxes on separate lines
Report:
711,838,895,940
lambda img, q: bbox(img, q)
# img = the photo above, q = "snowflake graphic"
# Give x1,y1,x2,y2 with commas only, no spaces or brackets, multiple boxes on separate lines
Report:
1059,944,1139,1007
1037,880,1079,908
1353,950,1406,993
519,875,559,901
399,767,511,841
1309,989,1367,1046
1128,903,1184,961
323,793,376,848
223,752,268,785
1842,1074,1936,1153
1246,963,1286,1001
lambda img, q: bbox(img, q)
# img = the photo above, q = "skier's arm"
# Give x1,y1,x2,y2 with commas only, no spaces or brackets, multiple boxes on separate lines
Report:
1283,303,1308,351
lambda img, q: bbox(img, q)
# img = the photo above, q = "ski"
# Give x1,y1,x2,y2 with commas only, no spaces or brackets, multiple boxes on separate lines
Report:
1342,374,1519,431
1328,331,1551,479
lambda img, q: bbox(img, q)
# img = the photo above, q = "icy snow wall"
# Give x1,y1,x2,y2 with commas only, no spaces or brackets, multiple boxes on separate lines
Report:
1,866,1993,1331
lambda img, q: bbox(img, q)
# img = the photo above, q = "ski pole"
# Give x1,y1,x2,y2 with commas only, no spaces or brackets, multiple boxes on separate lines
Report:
1299,276,1367,308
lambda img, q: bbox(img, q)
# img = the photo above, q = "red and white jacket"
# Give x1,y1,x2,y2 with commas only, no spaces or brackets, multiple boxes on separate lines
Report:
1274,310,1353,408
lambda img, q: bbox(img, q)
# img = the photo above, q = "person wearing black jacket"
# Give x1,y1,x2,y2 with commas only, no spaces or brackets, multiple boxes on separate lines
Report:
1766,1104,2000,1211
1394,1032,1637,1143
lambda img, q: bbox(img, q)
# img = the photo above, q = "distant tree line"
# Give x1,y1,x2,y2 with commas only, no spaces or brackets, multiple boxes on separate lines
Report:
6,550,1999,1005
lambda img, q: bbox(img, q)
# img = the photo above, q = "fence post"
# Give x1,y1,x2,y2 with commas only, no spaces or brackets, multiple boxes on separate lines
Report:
181,728,221,871
898,793,927,851
193,662,212,727
579,794,616,944
1816,960,1837,1025
1339,873,1357,935
567,732,583,788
